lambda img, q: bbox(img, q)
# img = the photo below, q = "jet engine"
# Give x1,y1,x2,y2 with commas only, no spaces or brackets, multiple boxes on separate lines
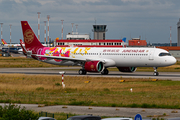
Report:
117,67,137,72
84,61,104,72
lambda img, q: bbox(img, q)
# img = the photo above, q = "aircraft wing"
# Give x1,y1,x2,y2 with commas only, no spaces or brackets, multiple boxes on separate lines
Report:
35,54,114,67
36,54,93,62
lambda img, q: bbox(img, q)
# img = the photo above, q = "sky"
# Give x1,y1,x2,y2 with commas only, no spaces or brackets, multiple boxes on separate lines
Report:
0,0,180,44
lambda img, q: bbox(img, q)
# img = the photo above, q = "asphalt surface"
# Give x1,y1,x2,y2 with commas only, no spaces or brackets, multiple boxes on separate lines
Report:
0,103,179,119
0,67,179,81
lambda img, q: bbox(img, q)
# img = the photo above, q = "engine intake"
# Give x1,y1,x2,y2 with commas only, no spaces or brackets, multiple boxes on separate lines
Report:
117,67,137,72
84,61,104,72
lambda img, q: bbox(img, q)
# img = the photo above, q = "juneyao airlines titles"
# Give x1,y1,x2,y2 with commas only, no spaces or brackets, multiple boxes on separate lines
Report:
20,21,176,76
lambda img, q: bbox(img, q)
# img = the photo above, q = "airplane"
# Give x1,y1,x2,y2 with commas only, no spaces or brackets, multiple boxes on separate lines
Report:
1,39,23,54
1,39,25,47
20,21,177,76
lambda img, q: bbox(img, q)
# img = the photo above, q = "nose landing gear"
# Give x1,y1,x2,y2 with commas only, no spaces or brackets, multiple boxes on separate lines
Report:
153,67,159,76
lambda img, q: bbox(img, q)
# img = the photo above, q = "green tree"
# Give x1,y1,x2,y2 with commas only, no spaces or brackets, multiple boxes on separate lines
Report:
0,104,38,120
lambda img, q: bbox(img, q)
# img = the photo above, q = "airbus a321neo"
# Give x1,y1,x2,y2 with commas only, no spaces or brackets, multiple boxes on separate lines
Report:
20,21,176,76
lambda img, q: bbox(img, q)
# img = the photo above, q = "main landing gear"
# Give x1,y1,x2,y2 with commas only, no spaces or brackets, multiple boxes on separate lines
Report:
153,67,159,76
101,68,109,75
78,69,87,75
78,68,109,75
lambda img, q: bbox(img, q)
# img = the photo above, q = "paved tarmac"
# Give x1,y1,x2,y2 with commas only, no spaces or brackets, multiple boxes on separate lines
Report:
0,103,179,119
0,67,179,81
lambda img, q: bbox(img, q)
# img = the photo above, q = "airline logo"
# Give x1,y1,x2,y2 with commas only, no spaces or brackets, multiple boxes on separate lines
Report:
2,40,5,44
24,29,34,44
37,47,91,62
122,49,146,53
1,39,7,44
91,65,94,69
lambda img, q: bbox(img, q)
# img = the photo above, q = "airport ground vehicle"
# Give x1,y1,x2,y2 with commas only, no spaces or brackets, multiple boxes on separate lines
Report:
67,115,101,120
38,117,56,120
102,118,133,120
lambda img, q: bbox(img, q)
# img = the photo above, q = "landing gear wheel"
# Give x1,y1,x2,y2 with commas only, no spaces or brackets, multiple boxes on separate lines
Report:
153,72,159,76
153,67,159,76
101,69,109,75
79,69,87,75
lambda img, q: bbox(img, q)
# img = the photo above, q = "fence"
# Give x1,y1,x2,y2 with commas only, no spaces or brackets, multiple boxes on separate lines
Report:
39,111,54,118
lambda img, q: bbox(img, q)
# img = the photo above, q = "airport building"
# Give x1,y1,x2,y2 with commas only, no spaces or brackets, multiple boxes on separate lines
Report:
92,25,107,40
55,39,125,47
66,32,90,40
128,38,147,47
55,24,128,47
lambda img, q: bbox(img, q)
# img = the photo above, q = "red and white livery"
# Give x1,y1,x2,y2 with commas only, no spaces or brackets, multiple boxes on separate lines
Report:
20,21,176,76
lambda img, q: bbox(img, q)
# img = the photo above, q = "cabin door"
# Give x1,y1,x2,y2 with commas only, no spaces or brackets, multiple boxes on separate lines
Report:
149,50,155,60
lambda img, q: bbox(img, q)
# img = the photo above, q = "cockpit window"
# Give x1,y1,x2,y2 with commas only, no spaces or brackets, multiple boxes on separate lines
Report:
159,52,171,56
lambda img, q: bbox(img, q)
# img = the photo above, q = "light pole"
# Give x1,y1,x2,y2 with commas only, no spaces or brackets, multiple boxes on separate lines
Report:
44,21,46,44
0,23,3,41
47,15,50,47
37,12,41,41
61,20,64,40
9,24,12,45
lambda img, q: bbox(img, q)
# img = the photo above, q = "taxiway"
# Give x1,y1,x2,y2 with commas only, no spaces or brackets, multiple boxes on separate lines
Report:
0,67,179,81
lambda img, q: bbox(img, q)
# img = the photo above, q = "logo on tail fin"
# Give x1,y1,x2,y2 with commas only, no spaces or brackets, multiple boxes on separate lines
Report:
24,29,34,44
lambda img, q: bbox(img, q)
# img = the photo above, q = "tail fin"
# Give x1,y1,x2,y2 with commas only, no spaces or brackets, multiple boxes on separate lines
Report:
1,39,7,44
122,37,126,42
21,21,43,49
21,40,25,44
20,39,24,45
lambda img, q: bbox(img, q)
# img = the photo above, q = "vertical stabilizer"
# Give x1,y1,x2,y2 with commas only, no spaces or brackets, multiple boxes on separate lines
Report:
1,39,7,44
21,21,43,49
20,39,27,56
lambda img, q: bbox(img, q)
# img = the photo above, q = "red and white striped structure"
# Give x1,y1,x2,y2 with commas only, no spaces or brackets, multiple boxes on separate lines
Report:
75,24,78,33
62,74,64,85
59,71,65,89
47,15,50,47
170,26,172,46
44,21,46,44
37,12,41,41
9,24,12,45
71,23,74,34
0,23,3,40
61,20,64,40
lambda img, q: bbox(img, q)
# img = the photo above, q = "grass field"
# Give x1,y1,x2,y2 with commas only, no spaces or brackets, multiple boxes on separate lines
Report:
0,74,179,109
0,57,60,68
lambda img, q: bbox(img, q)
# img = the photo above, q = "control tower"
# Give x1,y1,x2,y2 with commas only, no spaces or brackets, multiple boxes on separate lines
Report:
177,19,180,46
92,25,107,40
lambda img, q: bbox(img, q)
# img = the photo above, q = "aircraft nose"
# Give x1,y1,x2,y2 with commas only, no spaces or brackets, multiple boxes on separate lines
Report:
168,57,177,65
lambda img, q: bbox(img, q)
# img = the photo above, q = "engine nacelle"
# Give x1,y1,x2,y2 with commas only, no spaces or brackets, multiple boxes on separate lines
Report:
84,61,104,72
117,67,137,72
